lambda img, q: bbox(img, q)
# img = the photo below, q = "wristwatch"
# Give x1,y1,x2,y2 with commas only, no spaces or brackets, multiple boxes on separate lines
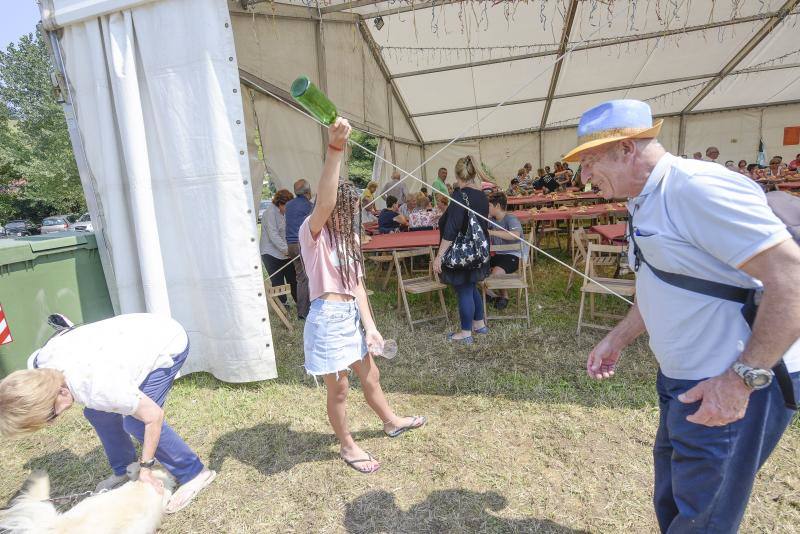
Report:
139,458,156,469
731,361,774,390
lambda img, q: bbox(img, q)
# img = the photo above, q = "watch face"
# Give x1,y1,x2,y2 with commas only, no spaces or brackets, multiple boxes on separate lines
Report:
746,370,772,389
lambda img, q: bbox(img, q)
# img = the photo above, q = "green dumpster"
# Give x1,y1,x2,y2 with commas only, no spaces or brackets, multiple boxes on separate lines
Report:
0,232,114,376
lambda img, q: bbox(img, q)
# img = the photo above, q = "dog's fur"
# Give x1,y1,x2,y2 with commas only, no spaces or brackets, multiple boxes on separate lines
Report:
0,464,175,534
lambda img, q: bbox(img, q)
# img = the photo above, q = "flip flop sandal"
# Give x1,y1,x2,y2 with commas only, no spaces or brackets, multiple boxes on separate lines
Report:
165,469,217,514
341,453,380,474
384,415,427,438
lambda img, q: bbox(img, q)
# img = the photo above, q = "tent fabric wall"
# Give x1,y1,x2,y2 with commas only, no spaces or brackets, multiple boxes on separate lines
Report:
59,0,276,382
249,90,325,193
684,103,800,163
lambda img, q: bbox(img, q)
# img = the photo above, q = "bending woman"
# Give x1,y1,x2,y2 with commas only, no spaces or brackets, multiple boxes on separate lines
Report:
300,117,426,474
0,313,215,513
433,155,491,344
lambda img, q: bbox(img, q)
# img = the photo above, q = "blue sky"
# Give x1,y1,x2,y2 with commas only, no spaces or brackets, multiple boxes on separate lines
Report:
1,2,41,50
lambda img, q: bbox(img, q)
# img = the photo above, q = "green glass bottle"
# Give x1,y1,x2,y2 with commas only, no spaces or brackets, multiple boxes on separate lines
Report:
290,76,337,126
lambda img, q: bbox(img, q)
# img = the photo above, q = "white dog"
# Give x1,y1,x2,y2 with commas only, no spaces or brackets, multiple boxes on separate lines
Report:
0,464,175,534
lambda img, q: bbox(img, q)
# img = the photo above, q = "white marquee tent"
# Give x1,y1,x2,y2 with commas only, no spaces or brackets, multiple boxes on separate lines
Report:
231,0,800,195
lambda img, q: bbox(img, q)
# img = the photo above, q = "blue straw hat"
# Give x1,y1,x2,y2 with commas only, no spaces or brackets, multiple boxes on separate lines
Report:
563,99,663,162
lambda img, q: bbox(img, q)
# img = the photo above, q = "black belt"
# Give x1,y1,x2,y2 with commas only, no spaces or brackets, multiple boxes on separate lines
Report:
628,218,797,410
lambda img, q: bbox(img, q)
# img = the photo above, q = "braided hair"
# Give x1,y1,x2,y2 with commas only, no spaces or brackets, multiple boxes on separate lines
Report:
324,181,363,290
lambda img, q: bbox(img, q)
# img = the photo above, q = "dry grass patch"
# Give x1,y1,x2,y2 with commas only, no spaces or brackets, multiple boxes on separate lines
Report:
1,256,798,532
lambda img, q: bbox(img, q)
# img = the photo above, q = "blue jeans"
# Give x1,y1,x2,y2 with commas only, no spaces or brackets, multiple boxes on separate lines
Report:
654,369,799,533
83,345,204,484
453,282,484,331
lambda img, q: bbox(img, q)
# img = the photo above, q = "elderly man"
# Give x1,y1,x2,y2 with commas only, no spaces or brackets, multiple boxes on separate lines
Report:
564,99,800,533
284,179,313,319
380,170,408,206
705,146,720,164
432,167,449,202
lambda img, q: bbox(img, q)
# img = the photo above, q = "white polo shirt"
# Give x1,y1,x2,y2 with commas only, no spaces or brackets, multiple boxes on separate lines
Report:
29,314,188,415
627,153,800,380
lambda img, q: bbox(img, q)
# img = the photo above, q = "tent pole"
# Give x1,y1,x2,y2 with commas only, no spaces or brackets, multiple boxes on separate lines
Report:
314,19,330,155
539,0,579,131
387,81,397,170
682,0,800,113
678,114,687,156
358,20,424,145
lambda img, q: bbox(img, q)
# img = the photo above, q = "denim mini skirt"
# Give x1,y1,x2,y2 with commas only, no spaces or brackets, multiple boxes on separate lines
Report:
303,299,368,376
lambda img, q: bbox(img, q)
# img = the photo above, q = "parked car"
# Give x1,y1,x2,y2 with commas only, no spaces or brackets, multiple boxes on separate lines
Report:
4,219,39,236
0,225,6,238
40,215,76,234
258,200,269,222
74,212,93,232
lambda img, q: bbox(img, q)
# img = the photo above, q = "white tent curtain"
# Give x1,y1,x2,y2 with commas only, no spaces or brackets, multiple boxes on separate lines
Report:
58,0,276,382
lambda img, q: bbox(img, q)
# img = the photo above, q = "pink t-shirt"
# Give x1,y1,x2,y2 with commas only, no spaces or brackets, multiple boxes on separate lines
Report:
299,218,363,301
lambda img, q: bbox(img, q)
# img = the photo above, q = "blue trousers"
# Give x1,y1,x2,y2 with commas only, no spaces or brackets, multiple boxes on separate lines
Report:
83,345,204,485
654,370,799,533
453,282,484,331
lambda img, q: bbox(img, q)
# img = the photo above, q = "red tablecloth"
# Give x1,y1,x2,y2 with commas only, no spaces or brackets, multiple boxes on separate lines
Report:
361,229,440,252
777,181,800,191
514,203,628,223
590,223,627,242
507,191,602,207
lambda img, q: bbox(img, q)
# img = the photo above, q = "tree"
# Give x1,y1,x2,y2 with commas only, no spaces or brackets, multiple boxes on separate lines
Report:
0,31,85,222
348,129,377,189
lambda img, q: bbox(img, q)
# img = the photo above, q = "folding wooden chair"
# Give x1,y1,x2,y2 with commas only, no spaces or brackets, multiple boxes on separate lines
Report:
565,228,601,293
366,253,396,290
392,247,448,331
481,243,531,326
266,284,293,332
576,243,636,334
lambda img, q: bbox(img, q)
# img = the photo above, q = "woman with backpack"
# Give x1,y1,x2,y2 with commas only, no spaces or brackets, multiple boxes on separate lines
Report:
433,155,491,344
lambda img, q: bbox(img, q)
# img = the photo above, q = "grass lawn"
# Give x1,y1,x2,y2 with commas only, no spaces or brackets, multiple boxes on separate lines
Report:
1,251,798,533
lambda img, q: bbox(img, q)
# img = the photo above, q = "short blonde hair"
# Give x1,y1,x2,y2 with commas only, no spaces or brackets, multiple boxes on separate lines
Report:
414,192,430,208
0,369,63,438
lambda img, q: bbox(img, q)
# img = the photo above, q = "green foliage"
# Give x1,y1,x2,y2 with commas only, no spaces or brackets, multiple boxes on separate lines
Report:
348,129,377,189
0,31,84,223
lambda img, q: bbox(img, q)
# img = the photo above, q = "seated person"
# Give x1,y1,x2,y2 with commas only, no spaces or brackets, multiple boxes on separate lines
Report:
553,161,573,188
766,157,787,178
399,195,417,220
435,195,449,216
486,192,524,310
378,195,408,234
408,192,440,229
506,177,523,196
361,181,378,210
533,171,560,193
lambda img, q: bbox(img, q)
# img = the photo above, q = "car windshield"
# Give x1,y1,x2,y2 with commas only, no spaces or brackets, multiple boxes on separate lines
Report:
43,218,64,226
78,213,91,222
6,221,26,229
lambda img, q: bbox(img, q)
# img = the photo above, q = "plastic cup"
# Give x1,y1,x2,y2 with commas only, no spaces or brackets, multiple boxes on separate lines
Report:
372,338,398,359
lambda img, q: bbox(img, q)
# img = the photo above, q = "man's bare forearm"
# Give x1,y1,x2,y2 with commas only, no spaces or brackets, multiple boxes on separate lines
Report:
606,303,646,349
739,242,800,369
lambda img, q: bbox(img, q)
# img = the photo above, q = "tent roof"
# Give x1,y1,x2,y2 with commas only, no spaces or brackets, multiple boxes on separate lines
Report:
248,0,800,143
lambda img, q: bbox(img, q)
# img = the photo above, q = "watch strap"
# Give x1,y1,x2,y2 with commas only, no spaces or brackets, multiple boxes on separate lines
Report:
139,458,156,469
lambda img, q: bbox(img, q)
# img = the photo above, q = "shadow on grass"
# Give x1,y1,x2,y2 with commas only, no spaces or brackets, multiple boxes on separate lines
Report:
208,422,384,476
10,447,108,507
343,489,588,533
